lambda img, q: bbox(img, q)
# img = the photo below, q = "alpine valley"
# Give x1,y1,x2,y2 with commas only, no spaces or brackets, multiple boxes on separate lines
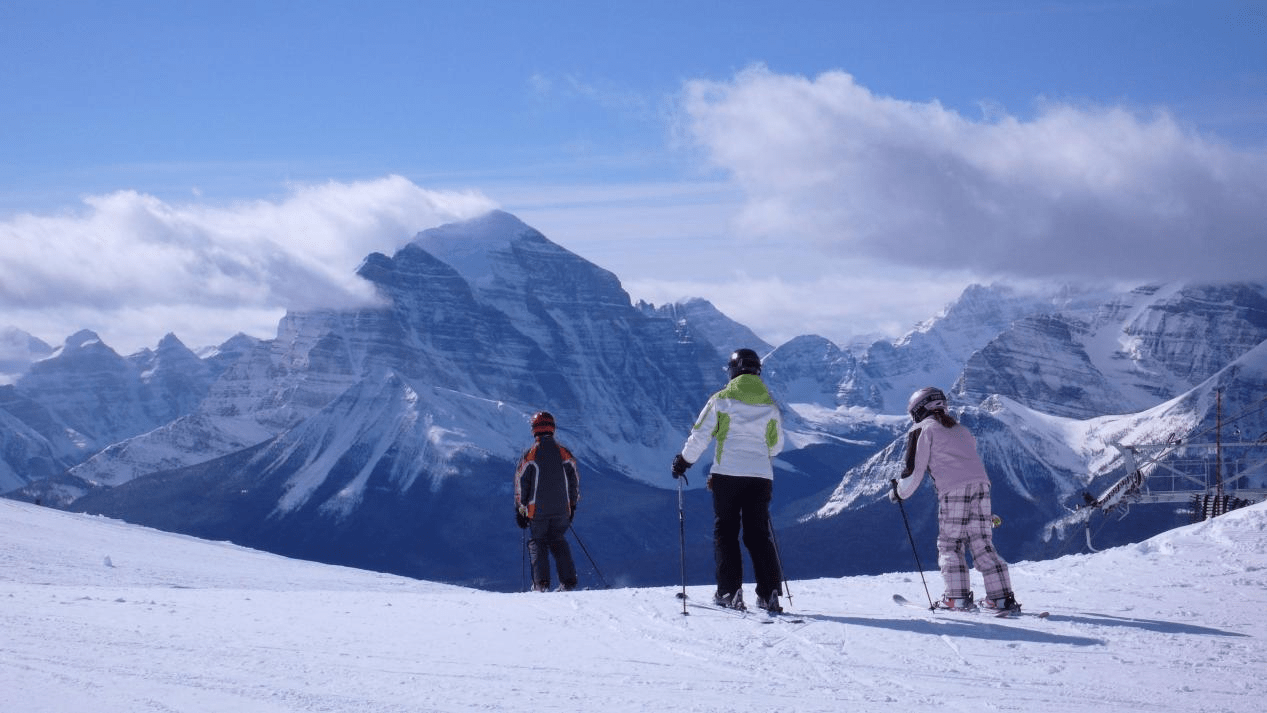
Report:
3,211,1265,591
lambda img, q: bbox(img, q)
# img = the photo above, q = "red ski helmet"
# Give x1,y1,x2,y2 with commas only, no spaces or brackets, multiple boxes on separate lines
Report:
531,411,556,436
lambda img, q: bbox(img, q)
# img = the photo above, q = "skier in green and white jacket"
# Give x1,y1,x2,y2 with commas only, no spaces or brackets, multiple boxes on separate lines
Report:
672,348,786,612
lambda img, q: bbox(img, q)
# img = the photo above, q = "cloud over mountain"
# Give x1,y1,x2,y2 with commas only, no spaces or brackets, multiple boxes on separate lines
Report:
683,66,1267,282
0,176,495,352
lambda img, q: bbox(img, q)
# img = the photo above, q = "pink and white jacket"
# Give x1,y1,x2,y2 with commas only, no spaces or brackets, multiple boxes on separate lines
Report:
895,418,990,500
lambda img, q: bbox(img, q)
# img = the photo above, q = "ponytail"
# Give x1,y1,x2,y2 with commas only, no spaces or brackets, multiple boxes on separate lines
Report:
932,408,957,428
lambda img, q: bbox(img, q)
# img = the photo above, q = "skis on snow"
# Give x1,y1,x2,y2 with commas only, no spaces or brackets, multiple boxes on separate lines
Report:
893,593,1049,619
679,595,805,624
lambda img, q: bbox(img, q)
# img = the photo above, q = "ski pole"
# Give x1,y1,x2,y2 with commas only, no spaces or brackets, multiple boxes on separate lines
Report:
675,473,688,615
768,515,792,609
893,480,935,609
569,524,611,589
521,527,528,592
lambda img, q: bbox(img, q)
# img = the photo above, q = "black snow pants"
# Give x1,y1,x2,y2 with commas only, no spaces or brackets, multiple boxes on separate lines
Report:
528,513,577,589
710,473,782,600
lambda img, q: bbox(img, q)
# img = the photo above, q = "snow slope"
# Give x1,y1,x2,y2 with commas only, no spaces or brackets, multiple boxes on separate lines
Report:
2,499,1264,712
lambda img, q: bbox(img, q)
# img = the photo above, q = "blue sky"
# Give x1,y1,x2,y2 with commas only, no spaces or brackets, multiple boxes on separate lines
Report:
2,0,1265,356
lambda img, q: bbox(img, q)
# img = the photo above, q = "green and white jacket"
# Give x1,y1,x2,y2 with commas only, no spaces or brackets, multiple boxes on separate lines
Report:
680,373,784,479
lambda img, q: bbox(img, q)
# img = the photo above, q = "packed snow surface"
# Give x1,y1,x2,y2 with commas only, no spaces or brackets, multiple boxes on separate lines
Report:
2,499,1265,712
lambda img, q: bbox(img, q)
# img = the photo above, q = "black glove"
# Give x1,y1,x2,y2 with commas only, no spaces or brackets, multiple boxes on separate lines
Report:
671,454,692,479
888,478,902,503
515,505,529,529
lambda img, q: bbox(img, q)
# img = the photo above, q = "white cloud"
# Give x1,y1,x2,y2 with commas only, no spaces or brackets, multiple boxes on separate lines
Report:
682,66,1267,282
10,67,1259,360
0,176,495,353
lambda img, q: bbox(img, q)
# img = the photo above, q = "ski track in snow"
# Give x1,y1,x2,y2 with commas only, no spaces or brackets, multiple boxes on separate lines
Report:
1,499,1265,712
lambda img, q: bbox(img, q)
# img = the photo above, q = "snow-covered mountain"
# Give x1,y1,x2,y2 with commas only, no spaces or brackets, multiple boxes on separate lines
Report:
66,365,719,590
0,326,52,385
13,212,723,496
0,404,66,493
762,334,856,405
837,283,1082,412
17,212,746,587
955,283,1267,418
23,331,216,448
637,296,774,355
0,330,238,501
796,330,1267,580
4,497,1265,712
2,209,1265,591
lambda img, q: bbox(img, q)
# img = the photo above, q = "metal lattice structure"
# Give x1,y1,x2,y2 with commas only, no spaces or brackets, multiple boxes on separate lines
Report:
1098,439,1267,510
1075,391,1267,550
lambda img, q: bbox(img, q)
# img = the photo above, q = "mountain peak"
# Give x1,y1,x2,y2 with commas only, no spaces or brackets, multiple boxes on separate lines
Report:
155,333,191,352
0,327,54,385
64,329,104,351
456,209,538,240
409,210,549,284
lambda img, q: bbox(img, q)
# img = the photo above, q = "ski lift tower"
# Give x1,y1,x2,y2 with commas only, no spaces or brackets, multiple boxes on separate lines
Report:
1085,391,1267,523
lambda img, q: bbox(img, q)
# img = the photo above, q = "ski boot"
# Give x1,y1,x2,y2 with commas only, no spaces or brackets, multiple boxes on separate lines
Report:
755,593,783,613
982,593,1022,615
713,590,746,610
936,592,976,611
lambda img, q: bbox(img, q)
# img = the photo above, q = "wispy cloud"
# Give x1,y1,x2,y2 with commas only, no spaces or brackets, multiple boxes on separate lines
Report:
528,71,660,122
682,66,1267,283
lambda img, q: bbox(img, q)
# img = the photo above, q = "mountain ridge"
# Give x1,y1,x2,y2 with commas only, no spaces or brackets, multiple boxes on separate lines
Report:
3,210,1264,588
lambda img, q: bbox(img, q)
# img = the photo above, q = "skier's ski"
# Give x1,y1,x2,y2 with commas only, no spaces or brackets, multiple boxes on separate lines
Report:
683,597,805,623
761,610,806,624
989,606,1049,619
893,593,934,611
686,600,747,617
893,593,1048,619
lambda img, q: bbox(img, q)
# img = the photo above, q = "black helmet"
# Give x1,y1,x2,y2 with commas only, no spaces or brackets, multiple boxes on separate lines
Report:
531,411,556,436
727,348,762,380
907,387,947,423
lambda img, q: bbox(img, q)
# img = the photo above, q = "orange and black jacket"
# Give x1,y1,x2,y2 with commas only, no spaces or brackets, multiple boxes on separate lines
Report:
514,434,579,520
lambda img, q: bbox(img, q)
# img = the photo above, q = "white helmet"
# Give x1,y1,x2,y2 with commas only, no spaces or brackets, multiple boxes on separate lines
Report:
907,387,947,423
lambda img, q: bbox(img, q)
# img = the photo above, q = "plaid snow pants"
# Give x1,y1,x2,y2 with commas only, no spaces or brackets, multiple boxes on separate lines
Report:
936,481,1013,600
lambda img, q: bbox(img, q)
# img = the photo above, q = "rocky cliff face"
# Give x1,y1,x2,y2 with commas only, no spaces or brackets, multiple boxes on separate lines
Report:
954,283,1267,419
13,330,216,457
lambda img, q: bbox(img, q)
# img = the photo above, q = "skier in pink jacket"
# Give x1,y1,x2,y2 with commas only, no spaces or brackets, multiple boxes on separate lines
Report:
891,387,1021,614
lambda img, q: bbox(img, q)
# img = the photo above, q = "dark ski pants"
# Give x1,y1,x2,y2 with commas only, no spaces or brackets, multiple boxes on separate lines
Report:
528,514,577,589
710,473,782,600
